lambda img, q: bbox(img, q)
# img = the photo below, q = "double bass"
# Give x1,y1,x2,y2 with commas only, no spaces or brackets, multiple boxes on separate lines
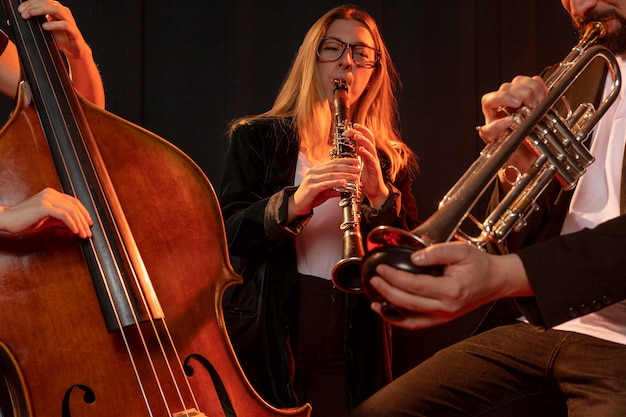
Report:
0,1,311,416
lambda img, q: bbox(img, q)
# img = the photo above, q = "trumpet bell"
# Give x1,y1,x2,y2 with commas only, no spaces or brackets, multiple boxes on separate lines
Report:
361,243,443,321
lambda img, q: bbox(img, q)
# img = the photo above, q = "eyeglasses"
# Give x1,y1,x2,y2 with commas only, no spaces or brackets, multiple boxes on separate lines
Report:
317,37,381,69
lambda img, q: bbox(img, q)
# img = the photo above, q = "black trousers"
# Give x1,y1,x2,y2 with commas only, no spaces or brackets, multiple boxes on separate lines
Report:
345,322,626,417
293,274,347,417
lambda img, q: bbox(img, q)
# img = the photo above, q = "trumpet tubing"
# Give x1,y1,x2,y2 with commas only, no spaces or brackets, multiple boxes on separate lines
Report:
361,21,622,319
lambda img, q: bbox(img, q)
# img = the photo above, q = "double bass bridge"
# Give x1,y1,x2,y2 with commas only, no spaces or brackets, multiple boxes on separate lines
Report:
172,409,207,417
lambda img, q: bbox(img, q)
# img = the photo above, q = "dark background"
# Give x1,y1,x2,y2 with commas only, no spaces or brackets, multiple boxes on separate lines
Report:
0,1,577,376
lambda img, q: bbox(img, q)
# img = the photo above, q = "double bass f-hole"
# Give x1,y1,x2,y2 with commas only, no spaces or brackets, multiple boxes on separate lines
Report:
0,0,310,416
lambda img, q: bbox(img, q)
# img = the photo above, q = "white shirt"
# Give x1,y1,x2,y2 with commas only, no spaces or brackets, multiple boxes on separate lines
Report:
293,152,343,280
553,57,626,344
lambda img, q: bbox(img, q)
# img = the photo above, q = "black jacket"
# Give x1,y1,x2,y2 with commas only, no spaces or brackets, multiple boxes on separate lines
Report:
218,117,419,409
483,58,626,329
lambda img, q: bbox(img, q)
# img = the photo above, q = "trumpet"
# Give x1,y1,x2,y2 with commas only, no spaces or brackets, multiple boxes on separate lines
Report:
361,21,622,319
329,78,367,293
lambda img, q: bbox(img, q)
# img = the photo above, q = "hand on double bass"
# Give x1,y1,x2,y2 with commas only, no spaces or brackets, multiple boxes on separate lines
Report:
0,0,106,108
0,1,100,238
0,187,92,238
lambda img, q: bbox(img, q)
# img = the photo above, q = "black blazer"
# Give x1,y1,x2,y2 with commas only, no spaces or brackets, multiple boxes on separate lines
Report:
494,59,626,328
218,117,419,409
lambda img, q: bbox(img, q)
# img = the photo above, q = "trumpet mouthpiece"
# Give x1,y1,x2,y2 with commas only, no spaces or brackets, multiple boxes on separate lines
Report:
585,21,606,40
577,21,606,51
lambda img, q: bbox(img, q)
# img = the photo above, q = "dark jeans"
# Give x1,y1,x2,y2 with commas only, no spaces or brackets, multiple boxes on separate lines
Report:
294,273,347,417
345,322,626,417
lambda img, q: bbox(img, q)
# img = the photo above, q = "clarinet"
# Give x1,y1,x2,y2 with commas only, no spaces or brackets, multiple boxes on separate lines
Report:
329,78,366,293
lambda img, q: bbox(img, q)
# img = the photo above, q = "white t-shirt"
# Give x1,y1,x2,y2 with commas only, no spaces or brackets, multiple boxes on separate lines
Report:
293,152,343,280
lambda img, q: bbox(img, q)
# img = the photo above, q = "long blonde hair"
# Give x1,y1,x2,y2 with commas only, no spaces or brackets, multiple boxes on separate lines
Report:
231,4,416,180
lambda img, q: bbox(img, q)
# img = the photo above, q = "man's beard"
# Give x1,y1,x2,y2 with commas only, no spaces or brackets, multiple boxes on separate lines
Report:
575,11,626,55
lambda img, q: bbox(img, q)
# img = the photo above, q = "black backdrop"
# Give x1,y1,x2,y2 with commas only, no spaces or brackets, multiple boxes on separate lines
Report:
0,1,577,376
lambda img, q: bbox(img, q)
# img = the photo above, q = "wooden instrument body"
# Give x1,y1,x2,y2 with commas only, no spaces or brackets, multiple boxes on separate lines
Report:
0,88,310,417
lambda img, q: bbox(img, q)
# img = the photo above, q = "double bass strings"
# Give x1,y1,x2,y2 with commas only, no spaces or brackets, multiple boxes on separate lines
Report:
3,1,204,414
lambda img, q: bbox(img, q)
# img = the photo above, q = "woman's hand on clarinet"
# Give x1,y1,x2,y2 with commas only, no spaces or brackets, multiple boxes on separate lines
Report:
0,188,93,238
289,158,361,221
346,123,389,208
